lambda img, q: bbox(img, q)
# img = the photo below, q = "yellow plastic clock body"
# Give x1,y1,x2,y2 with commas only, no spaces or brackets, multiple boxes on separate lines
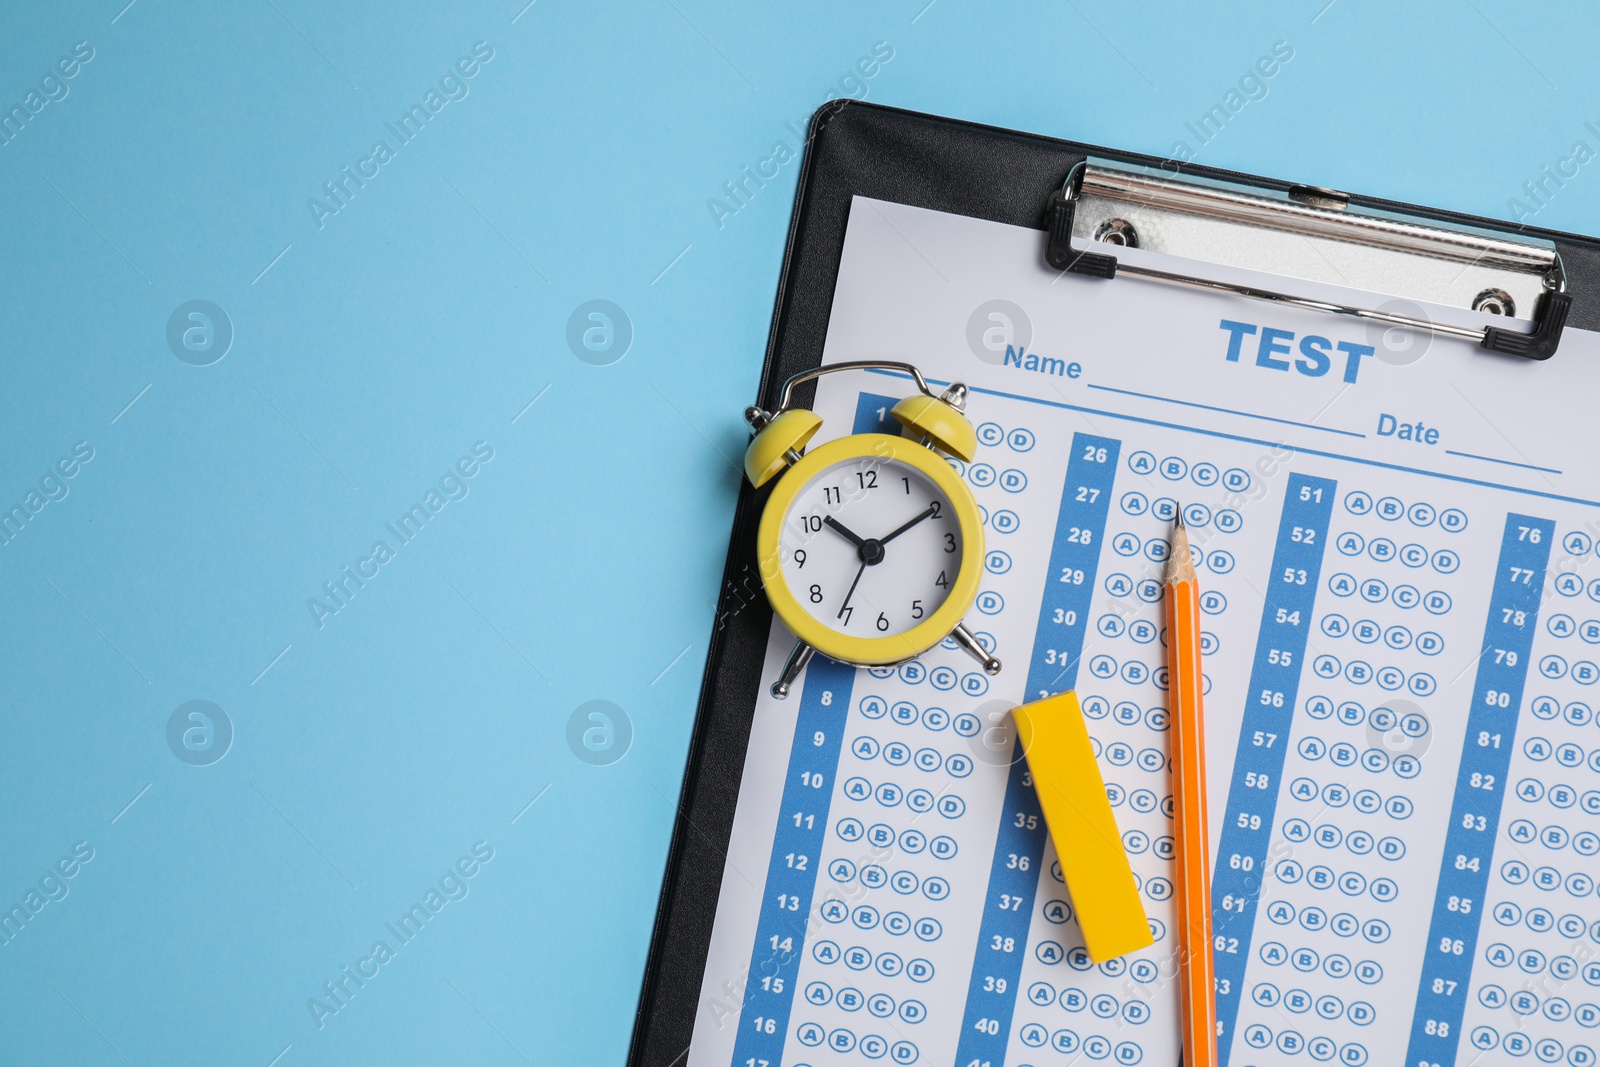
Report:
743,360,1000,697
756,433,985,666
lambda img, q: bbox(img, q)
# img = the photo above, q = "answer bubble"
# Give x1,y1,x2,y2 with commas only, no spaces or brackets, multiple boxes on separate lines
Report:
166,700,233,766
166,300,233,366
1364,698,1430,760
566,699,633,765
1366,298,1432,367
566,300,633,366
966,300,1032,366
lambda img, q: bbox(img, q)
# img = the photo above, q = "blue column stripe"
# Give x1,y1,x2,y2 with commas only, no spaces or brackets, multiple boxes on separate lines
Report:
1211,473,1337,1064
1403,513,1553,1067
727,658,856,1066
954,432,1120,1065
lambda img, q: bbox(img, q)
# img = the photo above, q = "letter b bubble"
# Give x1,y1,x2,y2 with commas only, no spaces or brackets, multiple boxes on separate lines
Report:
166,700,233,766
165,300,233,366
566,699,633,766
966,300,1032,366
566,300,633,366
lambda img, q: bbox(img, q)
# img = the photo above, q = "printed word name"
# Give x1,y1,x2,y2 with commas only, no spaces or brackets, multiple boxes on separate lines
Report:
1003,345,1081,378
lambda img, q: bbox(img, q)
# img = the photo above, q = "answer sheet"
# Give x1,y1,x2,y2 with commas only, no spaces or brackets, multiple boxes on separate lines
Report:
689,197,1600,1067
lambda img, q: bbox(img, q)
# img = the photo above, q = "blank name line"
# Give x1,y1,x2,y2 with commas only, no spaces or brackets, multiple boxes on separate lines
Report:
1087,382,1366,438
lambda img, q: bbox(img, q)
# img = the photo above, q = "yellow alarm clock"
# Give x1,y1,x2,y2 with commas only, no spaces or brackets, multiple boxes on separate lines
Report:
744,361,1001,698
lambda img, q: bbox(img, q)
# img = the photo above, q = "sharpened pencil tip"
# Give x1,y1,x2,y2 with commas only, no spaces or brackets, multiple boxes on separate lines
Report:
1174,503,1185,530
1166,510,1197,584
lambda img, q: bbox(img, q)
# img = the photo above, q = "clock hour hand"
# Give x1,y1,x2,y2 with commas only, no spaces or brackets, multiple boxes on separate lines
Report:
878,504,939,545
822,515,869,550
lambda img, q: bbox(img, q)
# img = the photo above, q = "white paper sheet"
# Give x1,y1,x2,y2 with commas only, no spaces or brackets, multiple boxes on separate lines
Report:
688,196,1600,1067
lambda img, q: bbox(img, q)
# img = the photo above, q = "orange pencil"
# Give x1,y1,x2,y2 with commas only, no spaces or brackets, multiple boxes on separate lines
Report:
1166,512,1218,1067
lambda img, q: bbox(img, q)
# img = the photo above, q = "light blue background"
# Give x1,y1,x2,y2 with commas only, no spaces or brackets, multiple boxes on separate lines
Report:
1,1,1596,1064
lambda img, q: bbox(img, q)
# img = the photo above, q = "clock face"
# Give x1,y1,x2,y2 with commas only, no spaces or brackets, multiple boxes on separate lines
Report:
778,455,963,639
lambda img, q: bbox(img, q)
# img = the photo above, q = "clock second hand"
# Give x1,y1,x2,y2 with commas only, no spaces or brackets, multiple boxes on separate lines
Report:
837,559,868,621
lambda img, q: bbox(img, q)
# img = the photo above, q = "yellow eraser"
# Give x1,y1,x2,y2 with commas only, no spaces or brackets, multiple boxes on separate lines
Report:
1013,690,1154,963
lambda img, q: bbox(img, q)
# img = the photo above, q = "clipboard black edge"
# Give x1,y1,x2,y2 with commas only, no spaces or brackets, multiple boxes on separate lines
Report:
626,100,1600,1067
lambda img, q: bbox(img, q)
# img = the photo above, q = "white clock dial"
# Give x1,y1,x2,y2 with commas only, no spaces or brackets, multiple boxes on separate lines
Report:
778,455,963,638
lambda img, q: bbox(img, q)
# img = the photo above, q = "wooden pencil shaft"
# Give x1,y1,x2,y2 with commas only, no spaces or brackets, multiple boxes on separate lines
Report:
1167,572,1218,1067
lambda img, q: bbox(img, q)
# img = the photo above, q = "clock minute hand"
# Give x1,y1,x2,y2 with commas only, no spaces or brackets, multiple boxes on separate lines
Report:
878,504,939,546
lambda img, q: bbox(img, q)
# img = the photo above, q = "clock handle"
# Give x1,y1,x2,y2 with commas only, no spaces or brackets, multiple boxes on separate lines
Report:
771,638,816,699
951,623,1002,675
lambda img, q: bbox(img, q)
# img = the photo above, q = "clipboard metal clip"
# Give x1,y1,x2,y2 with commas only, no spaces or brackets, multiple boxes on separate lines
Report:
1044,160,1572,361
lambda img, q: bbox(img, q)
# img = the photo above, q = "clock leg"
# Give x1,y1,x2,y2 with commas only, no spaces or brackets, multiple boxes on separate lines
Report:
951,623,1002,674
771,638,815,699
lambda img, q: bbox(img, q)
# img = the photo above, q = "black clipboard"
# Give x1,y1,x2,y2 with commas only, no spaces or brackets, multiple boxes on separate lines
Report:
626,100,1600,1067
